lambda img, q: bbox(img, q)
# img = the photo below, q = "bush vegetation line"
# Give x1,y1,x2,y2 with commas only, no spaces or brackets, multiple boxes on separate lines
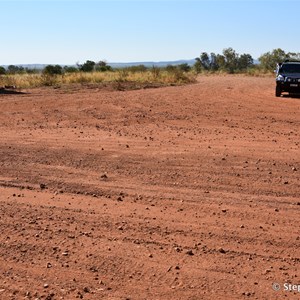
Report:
0,48,299,89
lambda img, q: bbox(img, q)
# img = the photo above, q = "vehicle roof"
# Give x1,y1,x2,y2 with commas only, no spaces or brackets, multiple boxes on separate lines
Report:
282,60,300,64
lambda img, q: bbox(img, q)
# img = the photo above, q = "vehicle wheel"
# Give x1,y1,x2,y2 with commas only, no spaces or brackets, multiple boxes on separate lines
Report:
275,86,281,97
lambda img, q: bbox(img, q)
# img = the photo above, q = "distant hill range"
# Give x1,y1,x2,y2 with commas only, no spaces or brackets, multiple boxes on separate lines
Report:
1,59,196,70
109,59,196,68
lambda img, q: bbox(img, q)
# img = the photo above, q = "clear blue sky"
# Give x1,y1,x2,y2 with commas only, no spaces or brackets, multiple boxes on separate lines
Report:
0,0,299,65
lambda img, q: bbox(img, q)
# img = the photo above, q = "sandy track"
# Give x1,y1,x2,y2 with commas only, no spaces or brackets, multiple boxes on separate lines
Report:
0,75,299,300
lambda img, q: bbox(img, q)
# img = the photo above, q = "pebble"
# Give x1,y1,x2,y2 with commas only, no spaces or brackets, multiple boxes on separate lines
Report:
218,247,226,254
186,249,194,256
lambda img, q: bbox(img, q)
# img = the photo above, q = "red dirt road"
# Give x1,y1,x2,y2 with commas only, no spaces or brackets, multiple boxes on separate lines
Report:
0,76,299,300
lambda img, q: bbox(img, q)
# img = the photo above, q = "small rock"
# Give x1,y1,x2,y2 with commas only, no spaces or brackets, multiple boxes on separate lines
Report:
274,208,279,212
43,283,49,288
186,249,194,256
40,183,46,189
218,247,226,254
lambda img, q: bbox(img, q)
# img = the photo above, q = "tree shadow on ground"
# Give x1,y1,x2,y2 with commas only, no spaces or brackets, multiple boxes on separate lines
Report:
0,88,27,95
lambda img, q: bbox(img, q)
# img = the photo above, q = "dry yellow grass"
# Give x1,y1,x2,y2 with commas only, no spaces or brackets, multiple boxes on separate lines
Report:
0,70,197,89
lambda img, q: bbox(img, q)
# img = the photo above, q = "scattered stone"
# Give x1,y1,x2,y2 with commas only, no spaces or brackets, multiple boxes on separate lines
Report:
218,247,226,254
221,209,227,213
43,283,49,288
62,252,69,256
40,183,46,189
274,208,279,212
47,262,52,268
117,196,123,201
186,249,194,256
100,174,108,179
83,287,90,293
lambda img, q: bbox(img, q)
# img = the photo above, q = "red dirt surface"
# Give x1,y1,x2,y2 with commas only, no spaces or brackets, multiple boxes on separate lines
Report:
0,75,299,300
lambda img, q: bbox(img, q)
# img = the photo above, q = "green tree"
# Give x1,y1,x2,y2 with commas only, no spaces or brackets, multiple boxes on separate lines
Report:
95,61,112,72
210,53,219,71
287,52,300,60
238,54,254,70
0,66,6,75
259,48,289,71
178,63,191,72
194,52,213,72
79,60,96,72
200,52,210,70
43,65,63,75
216,54,226,70
194,57,202,73
64,66,79,73
223,47,239,73
7,65,25,74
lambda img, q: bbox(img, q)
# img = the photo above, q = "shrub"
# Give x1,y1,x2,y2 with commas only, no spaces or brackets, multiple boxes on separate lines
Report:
78,60,96,72
64,66,79,73
151,66,160,80
0,66,6,75
95,61,112,72
43,65,63,75
7,65,25,74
